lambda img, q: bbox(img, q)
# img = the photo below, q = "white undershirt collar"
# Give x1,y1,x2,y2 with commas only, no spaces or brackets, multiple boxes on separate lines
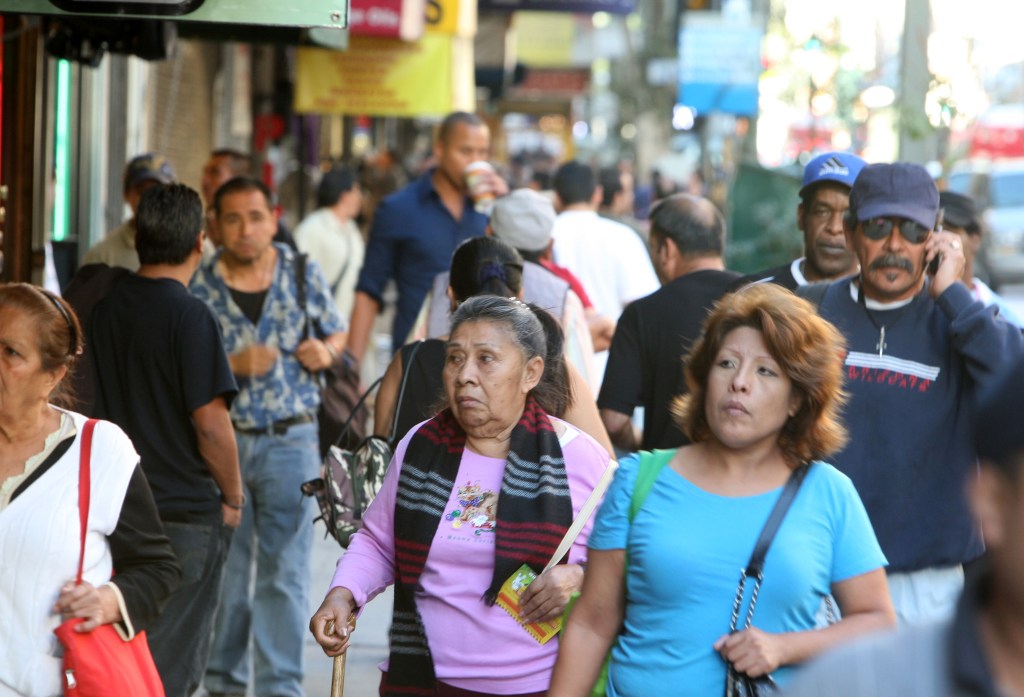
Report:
791,257,809,286
849,279,915,310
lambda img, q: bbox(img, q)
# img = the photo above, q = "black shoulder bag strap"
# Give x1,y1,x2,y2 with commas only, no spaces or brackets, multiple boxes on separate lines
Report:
295,252,311,340
388,340,423,446
728,464,811,634
332,375,385,449
327,232,352,297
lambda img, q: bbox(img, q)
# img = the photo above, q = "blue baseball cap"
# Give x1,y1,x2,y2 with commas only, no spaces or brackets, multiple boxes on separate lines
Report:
799,152,866,197
848,162,940,231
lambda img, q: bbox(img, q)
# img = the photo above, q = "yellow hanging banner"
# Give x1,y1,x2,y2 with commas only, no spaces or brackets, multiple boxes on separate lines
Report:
294,34,473,116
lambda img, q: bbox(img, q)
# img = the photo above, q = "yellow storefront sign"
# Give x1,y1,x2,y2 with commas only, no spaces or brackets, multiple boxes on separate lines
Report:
425,0,476,36
294,33,474,116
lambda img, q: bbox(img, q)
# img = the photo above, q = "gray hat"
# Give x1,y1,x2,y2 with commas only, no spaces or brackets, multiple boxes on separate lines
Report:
490,188,556,253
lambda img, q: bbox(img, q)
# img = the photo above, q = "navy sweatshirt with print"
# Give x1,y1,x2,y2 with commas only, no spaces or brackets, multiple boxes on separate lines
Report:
818,279,1024,572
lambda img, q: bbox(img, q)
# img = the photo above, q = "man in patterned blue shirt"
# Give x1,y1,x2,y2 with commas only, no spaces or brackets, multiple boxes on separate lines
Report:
191,177,346,697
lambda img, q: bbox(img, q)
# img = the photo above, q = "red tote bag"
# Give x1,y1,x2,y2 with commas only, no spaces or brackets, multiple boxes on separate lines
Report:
53,419,165,697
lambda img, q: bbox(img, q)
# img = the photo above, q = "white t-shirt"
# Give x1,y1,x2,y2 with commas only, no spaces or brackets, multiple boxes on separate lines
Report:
551,210,660,321
294,207,365,320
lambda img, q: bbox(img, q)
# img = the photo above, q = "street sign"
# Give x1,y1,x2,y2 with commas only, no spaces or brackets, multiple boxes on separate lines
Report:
0,0,347,27
678,12,762,116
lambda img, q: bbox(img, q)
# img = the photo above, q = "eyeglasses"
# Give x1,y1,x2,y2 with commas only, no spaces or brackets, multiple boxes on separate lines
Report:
861,217,932,244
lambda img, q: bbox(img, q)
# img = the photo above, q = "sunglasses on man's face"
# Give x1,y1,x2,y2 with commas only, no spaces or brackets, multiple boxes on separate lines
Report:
861,217,932,244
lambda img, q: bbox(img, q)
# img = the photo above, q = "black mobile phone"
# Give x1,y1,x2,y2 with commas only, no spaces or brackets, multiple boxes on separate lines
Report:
928,208,945,275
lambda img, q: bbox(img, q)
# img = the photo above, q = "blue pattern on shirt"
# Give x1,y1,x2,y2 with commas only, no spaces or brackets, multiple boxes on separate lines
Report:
191,243,345,428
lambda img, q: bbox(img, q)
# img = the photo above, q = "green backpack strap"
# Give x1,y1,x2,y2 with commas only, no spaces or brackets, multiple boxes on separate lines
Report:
571,448,675,697
628,449,675,522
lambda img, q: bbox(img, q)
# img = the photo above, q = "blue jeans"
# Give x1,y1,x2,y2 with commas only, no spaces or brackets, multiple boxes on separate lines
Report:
204,421,320,697
147,514,233,697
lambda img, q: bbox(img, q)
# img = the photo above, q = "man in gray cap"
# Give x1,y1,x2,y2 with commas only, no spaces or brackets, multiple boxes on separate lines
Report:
422,188,606,390
811,162,1024,625
83,153,176,270
939,190,1021,325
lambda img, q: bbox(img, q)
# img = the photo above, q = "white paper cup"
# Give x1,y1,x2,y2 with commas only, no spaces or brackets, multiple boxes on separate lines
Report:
465,161,496,214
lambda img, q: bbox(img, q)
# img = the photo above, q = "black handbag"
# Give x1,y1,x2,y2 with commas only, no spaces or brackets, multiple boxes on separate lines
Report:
725,668,778,697
724,465,810,697
295,252,370,458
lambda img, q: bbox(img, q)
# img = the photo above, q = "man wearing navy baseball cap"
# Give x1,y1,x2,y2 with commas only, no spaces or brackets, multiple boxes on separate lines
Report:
809,161,1024,627
738,151,866,289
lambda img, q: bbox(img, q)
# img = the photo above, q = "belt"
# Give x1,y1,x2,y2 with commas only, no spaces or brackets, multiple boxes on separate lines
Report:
233,411,315,436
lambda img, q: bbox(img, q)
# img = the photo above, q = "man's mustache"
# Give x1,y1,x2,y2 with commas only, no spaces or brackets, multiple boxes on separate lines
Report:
869,254,913,273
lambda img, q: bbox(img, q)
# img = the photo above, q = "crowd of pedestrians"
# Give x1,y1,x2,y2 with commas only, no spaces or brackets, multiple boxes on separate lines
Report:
2,107,1023,697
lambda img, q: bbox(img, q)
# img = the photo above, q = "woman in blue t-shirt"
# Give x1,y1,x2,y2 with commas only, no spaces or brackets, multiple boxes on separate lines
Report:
549,283,896,696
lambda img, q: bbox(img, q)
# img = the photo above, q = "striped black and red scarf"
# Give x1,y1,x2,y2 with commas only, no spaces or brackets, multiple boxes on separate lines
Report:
383,396,572,696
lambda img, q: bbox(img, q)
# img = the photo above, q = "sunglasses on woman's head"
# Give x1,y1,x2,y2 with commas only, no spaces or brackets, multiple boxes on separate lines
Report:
861,217,932,244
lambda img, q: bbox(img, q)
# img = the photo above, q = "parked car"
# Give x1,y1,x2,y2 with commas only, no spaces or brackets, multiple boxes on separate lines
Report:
968,104,1024,160
946,159,1024,289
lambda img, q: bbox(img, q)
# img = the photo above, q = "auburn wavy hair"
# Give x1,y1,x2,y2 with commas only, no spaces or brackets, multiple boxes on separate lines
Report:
672,283,849,467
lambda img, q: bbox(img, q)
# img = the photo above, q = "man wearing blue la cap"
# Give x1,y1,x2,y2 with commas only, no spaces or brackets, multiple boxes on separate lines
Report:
738,151,866,289
809,161,1024,627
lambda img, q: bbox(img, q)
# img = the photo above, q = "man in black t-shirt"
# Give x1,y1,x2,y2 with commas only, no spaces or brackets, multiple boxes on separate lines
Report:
737,151,865,290
89,183,242,697
598,194,739,451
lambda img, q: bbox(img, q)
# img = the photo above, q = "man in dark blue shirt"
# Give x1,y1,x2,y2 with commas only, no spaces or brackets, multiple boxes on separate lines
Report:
347,112,507,358
784,361,1024,697
811,162,1024,625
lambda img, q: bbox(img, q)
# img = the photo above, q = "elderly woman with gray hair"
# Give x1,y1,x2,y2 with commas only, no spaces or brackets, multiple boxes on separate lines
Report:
311,295,611,697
